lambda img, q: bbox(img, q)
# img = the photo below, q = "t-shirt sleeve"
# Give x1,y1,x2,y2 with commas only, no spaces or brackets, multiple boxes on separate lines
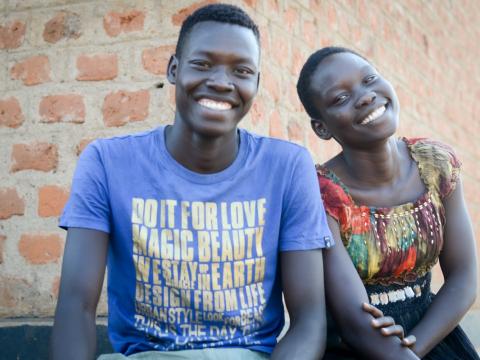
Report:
59,141,111,233
279,148,334,251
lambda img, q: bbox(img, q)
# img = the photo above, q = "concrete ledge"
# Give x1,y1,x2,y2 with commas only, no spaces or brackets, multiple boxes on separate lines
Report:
461,309,480,352
0,319,113,360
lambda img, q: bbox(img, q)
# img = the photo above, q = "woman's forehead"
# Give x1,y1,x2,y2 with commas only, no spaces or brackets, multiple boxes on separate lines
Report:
310,53,374,94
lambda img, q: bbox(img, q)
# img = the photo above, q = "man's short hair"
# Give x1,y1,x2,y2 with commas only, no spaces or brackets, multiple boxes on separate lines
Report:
175,3,260,58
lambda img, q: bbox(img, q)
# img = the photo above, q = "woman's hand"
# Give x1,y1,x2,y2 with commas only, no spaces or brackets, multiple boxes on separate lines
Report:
362,302,416,347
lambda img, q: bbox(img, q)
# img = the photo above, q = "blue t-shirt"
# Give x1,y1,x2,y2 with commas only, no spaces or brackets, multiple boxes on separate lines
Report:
59,126,333,355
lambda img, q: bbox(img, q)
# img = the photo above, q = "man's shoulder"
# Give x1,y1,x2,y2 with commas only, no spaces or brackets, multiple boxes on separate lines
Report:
95,127,159,149
242,128,308,159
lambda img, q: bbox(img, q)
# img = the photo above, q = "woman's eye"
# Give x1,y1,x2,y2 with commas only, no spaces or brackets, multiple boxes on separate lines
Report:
364,74,377,83
235,67,253,76
334,94,349,105
191,61,211,69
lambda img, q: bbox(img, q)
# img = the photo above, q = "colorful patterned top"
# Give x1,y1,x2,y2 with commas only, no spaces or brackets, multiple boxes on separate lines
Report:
317,138,461,286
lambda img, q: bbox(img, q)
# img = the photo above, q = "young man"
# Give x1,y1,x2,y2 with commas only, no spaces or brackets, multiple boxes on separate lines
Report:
51,4,332,360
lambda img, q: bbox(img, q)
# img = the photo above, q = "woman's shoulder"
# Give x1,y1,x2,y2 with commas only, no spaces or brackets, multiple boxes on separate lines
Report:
404,137,461,198
316,159,354,221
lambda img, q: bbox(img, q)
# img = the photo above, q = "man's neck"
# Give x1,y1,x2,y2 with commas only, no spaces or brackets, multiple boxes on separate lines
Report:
165,122,239,174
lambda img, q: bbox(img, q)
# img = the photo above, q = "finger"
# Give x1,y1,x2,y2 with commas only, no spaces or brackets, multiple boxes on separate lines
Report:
402,335,417,347
371,316,395,328
380,324,404,339
362,302,384,318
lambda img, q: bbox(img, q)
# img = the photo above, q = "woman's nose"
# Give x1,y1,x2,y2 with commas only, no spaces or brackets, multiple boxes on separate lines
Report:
355,91,376,108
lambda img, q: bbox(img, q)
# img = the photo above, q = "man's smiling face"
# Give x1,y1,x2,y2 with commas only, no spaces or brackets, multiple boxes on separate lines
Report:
168,21,260,138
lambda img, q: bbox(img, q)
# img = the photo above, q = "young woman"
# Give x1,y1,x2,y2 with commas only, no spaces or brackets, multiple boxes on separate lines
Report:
296,47,479,359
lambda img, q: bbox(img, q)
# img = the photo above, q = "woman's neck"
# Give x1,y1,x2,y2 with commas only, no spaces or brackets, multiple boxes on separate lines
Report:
340,137,403,188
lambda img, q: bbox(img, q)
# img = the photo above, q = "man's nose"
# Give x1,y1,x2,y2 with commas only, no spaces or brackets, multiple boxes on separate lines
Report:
206,68,235,91
355,91,376,108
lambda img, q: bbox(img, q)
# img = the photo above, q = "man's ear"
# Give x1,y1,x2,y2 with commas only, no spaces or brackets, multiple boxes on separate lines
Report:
167,55,178,84
311,119,332,140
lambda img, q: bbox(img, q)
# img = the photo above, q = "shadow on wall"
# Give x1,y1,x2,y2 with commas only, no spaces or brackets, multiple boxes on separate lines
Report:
0,324,113,359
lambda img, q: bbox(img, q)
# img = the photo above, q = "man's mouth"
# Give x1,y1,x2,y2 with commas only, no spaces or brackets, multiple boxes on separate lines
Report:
198,98,232,111
359,104,387,125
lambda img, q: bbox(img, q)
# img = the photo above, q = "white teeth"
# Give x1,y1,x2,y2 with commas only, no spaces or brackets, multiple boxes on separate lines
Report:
360,105,386,125
198,98,232,110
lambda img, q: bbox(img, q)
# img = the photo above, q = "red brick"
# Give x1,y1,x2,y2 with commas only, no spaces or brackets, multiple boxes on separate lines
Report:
43,11,81,43
39,94,85,123
0,235,5,264
288,82,303,112
18,233,63,265
262,70,280,103
250,99,266,126
0,97,24,128
243,0,257,7
76,53,118,81
172,1,216,26
0,188,25,220
103,9,145,37
0,277,30,309
267,0,279,13
284,7,298,32
308,131,322,159
269,110,286,139
326,2,337,29
38,185,69,217
10,142,58,172
51,276,60,299
271,32,289,68
0,20,25,49
102,90,150,127
259,24,271,54
10,55,51,86
142,45,175,75
287,121,304,143
303,20,316,48
291,46,306,76
76,138,95,156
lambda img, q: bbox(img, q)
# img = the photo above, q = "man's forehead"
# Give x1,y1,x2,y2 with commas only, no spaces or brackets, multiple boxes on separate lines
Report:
182,21,260,60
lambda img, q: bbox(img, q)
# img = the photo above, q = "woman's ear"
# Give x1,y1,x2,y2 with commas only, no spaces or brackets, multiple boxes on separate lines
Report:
167,55,178,84
311,119,332,140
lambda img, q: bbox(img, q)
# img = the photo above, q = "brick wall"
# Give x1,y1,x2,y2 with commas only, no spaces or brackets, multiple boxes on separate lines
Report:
1,0,479,347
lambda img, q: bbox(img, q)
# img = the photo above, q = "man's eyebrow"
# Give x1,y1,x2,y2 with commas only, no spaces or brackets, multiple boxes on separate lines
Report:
189,50,257,65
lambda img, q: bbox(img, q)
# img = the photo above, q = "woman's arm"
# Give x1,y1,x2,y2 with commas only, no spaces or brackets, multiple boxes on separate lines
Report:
324,216,420,359
408,178,477,357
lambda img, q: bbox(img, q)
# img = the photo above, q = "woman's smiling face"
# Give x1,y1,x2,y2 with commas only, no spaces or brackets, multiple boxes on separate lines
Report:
309,52,400,147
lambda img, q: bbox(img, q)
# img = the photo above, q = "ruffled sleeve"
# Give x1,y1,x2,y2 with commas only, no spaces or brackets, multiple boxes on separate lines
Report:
316,165,356,239
406,138,461,198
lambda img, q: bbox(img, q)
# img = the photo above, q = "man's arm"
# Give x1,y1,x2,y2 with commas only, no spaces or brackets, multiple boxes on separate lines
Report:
271,249,326,360
408,179,477,356
324,216,420,360
50,228,109,360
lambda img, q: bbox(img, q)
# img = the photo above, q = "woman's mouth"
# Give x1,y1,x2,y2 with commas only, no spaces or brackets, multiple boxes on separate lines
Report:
359,104,387,125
